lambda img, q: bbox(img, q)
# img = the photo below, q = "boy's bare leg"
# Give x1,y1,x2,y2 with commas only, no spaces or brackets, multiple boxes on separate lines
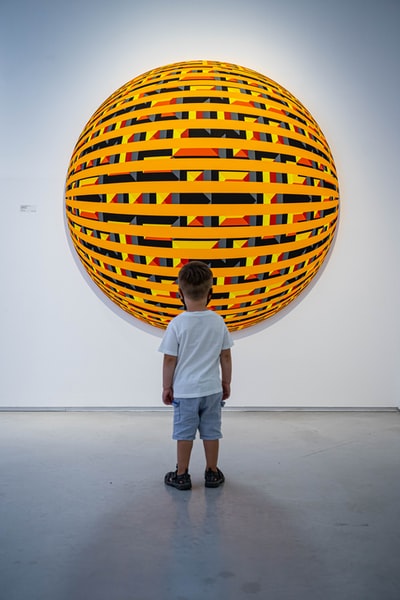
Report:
177,440,193,474
203,439,219,471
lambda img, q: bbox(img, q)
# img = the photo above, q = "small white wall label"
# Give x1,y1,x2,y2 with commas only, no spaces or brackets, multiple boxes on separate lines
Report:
20,205,37,213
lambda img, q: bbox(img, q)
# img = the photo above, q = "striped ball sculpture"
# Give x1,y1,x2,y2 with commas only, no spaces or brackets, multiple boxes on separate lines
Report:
65,60,339,331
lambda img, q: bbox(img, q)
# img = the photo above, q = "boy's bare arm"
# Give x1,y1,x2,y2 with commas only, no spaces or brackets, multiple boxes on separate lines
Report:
162,354,177,405
220,348,232,400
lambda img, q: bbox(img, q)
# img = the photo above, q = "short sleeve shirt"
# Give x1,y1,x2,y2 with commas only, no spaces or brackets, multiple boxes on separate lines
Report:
158,310,233,398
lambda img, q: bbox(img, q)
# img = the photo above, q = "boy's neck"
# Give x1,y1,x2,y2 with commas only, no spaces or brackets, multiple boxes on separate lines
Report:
185,298,209,312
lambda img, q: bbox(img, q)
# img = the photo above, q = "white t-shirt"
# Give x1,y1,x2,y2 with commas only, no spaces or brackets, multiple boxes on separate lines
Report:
158,310,234,398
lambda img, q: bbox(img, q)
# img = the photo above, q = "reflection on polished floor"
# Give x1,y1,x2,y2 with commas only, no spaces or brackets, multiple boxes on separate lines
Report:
1,410,399,600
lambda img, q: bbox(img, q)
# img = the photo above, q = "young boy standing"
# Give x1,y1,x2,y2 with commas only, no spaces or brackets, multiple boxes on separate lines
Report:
159,261,233,490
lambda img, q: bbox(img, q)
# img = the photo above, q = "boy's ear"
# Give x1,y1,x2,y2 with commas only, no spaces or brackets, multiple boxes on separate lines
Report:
206,287,213,305
178,287,187,310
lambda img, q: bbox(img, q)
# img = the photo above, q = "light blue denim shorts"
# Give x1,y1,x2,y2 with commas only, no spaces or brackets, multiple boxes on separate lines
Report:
172,392,223,441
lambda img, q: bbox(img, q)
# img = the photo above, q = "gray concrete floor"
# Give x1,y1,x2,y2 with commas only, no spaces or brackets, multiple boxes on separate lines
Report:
0,410,399,600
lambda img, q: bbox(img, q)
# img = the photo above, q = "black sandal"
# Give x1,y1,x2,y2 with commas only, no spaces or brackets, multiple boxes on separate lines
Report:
205,468,225,488
164,469,192,490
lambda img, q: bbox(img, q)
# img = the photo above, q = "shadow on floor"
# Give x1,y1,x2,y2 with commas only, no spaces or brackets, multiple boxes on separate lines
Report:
65,479,326,600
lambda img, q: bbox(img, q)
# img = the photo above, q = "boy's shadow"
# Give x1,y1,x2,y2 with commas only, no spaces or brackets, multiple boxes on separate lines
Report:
65,479,320,600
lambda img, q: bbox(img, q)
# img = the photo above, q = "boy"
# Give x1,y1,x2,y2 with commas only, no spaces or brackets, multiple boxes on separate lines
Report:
159,261,233,490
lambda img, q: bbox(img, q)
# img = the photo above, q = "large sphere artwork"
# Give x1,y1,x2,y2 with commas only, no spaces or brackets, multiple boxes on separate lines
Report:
65,60,339,331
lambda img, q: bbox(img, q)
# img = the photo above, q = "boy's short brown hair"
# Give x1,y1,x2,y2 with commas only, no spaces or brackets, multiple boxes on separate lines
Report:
178,261,213,301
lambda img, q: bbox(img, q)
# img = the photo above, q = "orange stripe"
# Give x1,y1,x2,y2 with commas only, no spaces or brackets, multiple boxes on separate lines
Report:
71,120,335,169
85,256,323,308
68,221,333,257
80,87,317,131
77,246,325,295
95,83,304,110
75,111,327,159
66,199,338,216
67,180,338,198
72,236,328,279
66,157,338,187
68,211,335,238
70,136,334,173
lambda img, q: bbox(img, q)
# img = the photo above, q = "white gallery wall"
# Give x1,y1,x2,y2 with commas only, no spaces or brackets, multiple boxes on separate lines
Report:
1,0,399,408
